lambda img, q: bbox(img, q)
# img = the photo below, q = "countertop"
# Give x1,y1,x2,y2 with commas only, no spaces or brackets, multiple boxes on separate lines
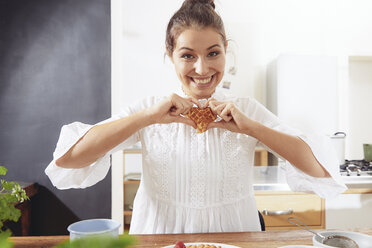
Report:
253,165,372,191
10,229,372,248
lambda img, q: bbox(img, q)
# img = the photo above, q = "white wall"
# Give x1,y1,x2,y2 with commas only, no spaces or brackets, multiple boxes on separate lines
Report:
114,0,182,113
111,0,124,233
113,0,372,106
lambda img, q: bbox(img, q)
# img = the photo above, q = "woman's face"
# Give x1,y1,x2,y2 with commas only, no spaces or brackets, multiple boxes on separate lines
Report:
170,27,226,99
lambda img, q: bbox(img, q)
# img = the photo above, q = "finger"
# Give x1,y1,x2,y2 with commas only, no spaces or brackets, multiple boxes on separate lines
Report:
168,93,185,115
220,106,233,122
186,96,201,108
207,98,221,108
206,98,215,106
215,103,227,113
170,102,186,116
211,102,227,116
182,99,196,115
171,95,192,116
181,106,193,116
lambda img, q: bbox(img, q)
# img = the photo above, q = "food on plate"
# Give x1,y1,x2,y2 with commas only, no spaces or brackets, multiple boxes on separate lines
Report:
186,107,217,133
173,242,222,248
174,241,186,248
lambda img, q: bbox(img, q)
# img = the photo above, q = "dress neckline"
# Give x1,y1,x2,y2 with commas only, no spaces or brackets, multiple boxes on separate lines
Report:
174,87,226,103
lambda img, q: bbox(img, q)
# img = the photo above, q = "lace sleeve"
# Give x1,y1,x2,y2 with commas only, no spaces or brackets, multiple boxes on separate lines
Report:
45,106,141,190
243,97,347,199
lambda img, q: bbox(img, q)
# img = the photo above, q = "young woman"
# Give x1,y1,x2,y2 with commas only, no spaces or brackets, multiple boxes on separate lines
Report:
46,0,346,234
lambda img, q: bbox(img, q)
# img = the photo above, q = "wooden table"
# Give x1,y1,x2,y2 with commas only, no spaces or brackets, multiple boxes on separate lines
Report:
10,228,372,248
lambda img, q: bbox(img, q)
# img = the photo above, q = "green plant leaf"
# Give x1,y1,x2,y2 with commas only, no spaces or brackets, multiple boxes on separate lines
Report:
1,181,15,192
0,166,7,176
0,166,29,234
0,230,13,248
56,234,136,248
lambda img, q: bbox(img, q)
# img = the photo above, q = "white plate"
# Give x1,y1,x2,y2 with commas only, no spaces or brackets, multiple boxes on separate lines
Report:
162,243,241,248
279,246,318,248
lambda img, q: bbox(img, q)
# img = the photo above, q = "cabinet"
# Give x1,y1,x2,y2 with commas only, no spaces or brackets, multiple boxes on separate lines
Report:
255,191,325,230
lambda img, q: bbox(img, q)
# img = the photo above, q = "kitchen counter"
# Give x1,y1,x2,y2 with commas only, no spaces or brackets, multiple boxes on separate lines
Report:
253,165,372,191
10,229,372,248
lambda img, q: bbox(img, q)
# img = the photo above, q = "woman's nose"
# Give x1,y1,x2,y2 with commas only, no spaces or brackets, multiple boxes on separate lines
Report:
194,58,208,75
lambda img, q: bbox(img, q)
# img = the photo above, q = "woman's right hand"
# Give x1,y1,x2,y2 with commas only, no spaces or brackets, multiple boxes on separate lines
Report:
56,94,199,169
146,93,200,128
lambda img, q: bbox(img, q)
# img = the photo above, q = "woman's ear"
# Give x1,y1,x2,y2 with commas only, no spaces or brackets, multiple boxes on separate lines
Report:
166,47,174,63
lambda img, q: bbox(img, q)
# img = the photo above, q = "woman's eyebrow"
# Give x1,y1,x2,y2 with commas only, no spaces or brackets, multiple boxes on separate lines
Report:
207,44,221,50
178,44,221,51
179,47,194,51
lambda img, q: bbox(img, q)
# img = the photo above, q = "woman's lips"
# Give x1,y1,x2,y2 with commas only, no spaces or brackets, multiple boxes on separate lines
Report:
190,75,215,88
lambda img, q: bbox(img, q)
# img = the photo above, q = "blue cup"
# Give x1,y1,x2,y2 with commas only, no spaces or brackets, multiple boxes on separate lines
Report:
67,218,121,241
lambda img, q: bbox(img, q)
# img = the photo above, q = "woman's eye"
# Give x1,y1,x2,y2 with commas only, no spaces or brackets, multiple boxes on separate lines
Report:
181,54,194,59
208,51,220,57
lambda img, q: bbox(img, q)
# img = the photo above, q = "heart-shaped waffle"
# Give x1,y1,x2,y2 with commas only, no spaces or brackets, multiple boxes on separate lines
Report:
186,107,217,133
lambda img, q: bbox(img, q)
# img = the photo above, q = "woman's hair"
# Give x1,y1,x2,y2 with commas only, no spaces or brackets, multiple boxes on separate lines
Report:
166,0,226,55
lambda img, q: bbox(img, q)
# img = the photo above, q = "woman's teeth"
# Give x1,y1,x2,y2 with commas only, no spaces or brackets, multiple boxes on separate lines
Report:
193,76,212,84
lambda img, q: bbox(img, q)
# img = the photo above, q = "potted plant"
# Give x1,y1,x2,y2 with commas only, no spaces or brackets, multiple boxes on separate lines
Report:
0,165,29,247
0,165,136,248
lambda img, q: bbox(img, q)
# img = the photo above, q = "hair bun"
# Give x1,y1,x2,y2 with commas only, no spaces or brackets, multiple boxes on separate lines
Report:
182,0,215,9
166,0,225,55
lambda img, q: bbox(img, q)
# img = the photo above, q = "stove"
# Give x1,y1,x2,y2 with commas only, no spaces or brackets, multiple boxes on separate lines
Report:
340,160,372,177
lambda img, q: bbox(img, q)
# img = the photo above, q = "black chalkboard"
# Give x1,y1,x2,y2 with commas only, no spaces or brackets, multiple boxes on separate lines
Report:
0,0,111,235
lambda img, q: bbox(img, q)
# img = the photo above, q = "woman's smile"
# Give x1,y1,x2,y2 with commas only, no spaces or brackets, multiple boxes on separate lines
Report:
189,74,216,89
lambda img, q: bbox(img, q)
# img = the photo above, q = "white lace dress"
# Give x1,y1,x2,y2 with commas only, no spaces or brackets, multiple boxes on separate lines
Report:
45,89,347,234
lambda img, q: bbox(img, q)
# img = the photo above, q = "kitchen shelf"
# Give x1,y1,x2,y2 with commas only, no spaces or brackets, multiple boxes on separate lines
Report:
124,211,132,216
124,180,140,185
123,149,141,226
123,148,142,154
124,203,134,217
254,148,268,166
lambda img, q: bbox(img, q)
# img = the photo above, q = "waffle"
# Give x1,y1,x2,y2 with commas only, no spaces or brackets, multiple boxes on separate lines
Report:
186,107,217,133
174,241,222,248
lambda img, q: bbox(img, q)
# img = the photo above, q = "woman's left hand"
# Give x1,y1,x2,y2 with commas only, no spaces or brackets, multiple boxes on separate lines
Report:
207,99,257,134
